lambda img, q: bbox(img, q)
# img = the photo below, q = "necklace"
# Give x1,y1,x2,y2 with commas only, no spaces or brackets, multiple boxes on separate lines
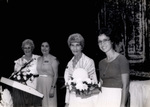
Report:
102,63,110,77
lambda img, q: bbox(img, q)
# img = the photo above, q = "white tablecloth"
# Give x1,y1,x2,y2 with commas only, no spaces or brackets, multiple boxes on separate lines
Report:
129,80,150,107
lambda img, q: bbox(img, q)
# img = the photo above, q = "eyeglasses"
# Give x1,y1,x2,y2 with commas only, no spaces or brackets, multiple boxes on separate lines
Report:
98,39,110,45
23,47,32,50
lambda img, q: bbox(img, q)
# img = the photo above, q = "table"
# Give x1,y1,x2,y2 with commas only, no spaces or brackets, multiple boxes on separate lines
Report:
129,80,150,107
0,77,43,107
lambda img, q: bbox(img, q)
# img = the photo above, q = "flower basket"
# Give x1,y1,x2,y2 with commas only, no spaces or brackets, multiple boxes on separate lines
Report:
66,68,101,98
10,58,39,85
12,71,39,85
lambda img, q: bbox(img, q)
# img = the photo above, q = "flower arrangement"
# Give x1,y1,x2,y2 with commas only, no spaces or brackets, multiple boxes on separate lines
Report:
12,71,39,85
0,88,13,107
10,58,39,85
66,68,101,98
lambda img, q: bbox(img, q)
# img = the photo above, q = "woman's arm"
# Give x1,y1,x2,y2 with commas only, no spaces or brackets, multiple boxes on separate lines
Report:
64,66,71,104
51,59,59,88
49,59,59,97
14,58,22,72
119,55,130,107
87,59,98,84
120,73,129,107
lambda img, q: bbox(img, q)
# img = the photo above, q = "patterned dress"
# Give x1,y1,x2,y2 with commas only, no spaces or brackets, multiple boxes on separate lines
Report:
14,54,40,89
13,54,40,107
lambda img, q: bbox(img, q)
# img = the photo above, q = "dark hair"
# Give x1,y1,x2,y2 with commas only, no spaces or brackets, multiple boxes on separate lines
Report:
98,27,112,39
98,26,122,45
98,27,117,48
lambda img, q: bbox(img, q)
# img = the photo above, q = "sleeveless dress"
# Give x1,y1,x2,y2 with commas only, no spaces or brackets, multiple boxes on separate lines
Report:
36,55,58,107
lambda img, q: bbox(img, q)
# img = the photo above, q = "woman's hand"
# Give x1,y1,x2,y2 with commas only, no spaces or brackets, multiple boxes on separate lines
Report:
49,87,55,98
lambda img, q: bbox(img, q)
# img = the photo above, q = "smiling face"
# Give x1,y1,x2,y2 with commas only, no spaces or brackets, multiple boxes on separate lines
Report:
70,42,82,56
98,34,112,53
23,44,32,56
41,42,50,55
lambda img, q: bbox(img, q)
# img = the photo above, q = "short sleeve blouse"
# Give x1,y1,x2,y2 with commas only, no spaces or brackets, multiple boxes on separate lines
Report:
99,54,130,88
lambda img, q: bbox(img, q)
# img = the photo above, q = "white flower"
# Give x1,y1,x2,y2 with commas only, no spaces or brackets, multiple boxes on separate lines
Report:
1,89,13,107
72,68,88,80
76,82,84,91
68,79,73,86
22,72,27,75
26,69,31,74
66,68,100,97
98,82,101,88
23,75,27,80
85,78,92,84
17,75,21,80
13,75,16,78
82,83,88,90
17,72,21,75
69,84,73,90
75,78,83,85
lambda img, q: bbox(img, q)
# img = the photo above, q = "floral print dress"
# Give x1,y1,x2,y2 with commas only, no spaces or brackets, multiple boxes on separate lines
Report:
12,54,40,107
14,54,40,89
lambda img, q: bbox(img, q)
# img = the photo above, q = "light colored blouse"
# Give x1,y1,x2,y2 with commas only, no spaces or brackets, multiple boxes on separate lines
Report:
14,54,40,88
64,53,98,103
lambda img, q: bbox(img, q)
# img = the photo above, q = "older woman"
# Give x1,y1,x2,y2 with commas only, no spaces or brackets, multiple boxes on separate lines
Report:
12,39,40,107
13,39,40,89
64,33,98,107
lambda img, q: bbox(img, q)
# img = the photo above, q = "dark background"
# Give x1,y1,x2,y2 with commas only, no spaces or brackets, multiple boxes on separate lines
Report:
0,0,104,107
1,0,150,107
1,0,104,77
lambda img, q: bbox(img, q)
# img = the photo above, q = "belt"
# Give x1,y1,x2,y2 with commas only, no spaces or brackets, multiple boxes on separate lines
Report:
39,75,48,77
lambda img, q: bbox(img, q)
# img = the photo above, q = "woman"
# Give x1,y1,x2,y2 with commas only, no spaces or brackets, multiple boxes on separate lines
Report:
96,27,130,107
64,33,98,107
36,41,59,107
13,39,40,107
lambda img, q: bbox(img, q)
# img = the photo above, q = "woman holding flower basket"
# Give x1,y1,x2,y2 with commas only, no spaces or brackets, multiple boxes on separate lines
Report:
64,33,99,107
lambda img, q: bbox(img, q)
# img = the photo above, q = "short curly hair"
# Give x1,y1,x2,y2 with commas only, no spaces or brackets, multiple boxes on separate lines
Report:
21,39,35,51
67,33,84,49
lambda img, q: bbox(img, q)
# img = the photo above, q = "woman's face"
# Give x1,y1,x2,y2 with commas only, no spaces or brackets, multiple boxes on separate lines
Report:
70,42,82,56
23,44,32,56
41,42,50,55
98,34,112,53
